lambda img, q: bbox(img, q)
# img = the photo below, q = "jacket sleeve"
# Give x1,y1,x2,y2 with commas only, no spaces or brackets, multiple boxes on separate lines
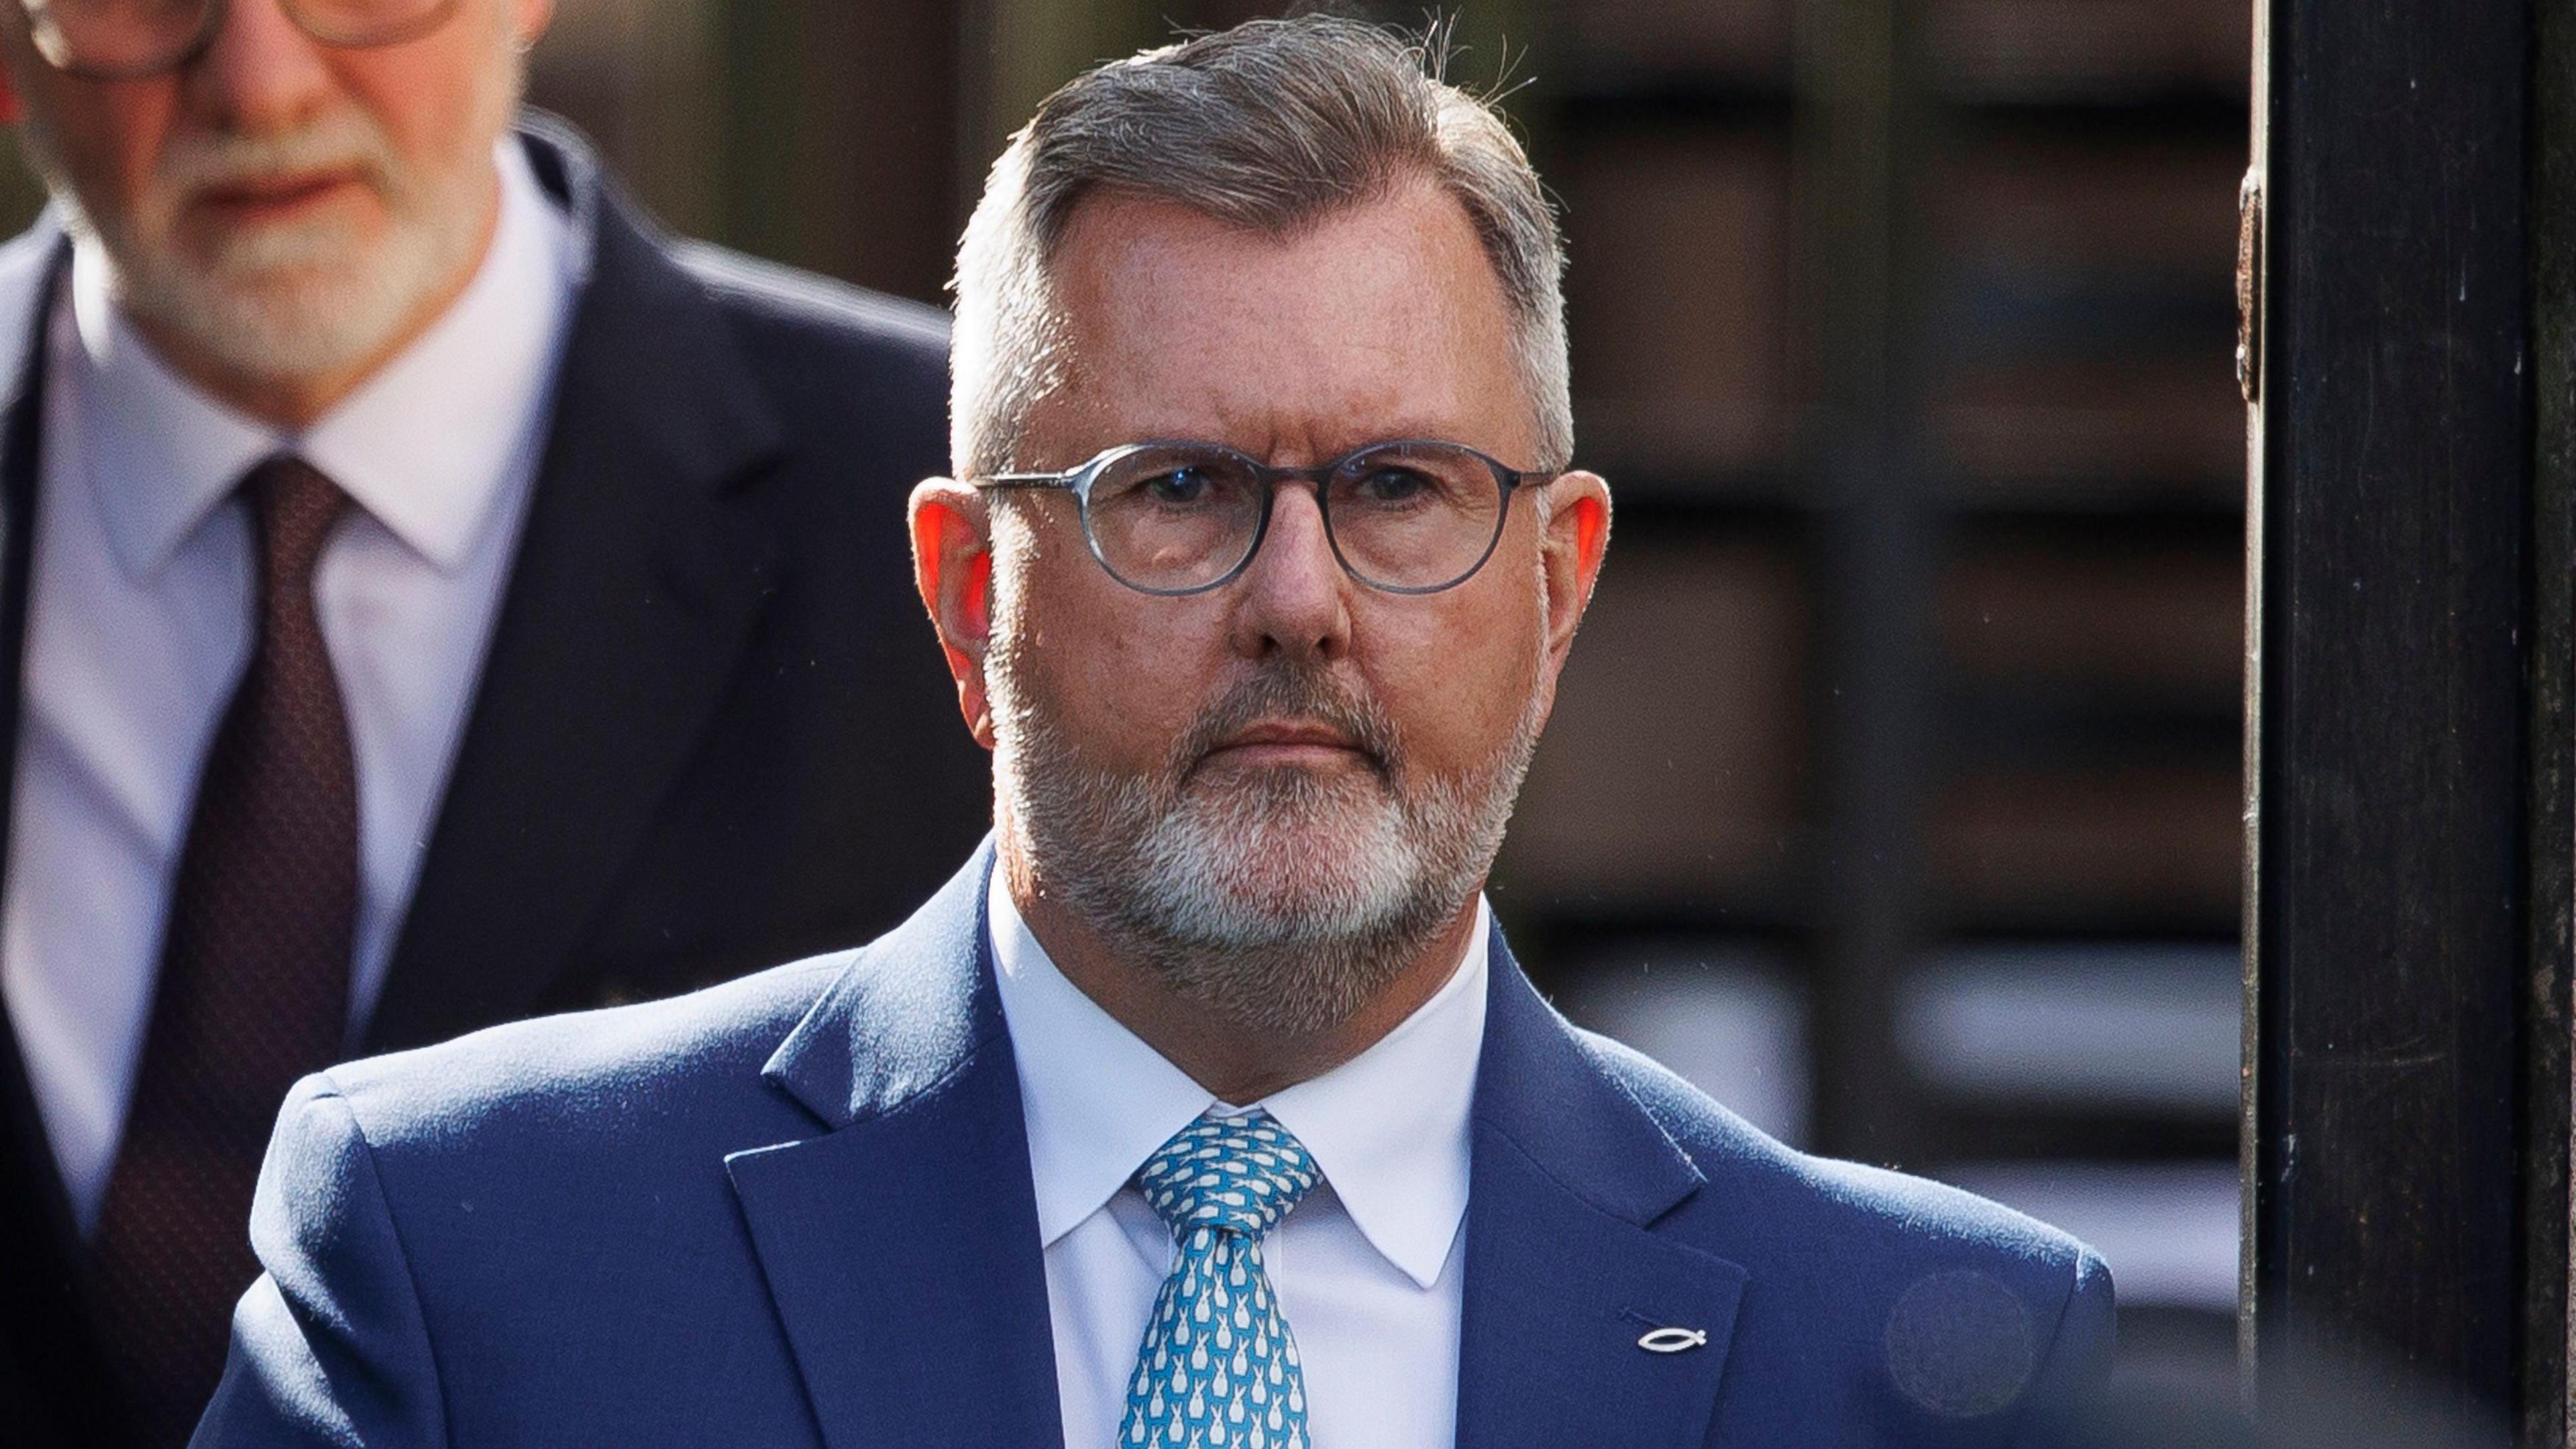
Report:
189,1075,447,1449
2013,1247,2118,1448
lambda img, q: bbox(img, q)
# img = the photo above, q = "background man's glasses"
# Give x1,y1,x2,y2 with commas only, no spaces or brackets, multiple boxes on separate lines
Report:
18,0,458,80
979,439,1558,597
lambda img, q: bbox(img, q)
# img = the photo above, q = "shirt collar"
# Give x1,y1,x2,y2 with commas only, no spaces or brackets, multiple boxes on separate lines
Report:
74,138,578,581
988,880,1489,1291
70,248,270,581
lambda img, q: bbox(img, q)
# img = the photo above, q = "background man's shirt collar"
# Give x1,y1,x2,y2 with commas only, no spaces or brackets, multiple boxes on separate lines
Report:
987,875,1488,1289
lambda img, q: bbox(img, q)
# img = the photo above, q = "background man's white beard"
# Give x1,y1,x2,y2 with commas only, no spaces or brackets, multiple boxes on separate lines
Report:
17,97,500,389
113,211,462,381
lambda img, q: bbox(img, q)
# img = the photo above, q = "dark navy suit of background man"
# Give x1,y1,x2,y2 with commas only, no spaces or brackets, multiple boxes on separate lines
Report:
0,121,990,1449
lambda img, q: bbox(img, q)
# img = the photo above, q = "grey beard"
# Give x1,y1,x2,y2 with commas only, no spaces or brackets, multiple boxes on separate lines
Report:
994,651,1543,1039
16,72,515,386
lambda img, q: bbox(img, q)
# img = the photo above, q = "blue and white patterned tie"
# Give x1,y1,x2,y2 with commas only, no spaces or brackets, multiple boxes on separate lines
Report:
1119,1109,1320,1449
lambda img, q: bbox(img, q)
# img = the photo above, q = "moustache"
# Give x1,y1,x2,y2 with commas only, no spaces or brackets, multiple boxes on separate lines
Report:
1172,663,1403,784
158,115,400,209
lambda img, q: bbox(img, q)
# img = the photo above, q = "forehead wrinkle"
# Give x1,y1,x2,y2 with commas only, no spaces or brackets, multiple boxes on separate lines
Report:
1131,377,1481,466
1081,289,1495,464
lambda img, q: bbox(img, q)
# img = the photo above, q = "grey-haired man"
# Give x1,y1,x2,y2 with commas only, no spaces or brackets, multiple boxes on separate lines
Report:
195,18,2111,1448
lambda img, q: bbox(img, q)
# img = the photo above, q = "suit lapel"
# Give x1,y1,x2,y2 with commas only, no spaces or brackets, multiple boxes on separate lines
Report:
1456,937,1748,1449
366,130,787,1053
726,845,1066,1449
718,846,1754,1449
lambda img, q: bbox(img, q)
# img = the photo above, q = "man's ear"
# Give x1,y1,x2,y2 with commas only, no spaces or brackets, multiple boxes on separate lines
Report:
511,0,557,50
910,478,999,750
1539,470,1611,672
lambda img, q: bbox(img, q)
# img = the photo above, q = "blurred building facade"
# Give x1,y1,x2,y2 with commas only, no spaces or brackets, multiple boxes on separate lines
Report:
0,0,2255,1403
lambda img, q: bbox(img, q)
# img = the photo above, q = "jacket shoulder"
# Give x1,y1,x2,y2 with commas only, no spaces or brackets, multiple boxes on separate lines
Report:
658,239,949,477
1572,1026,2097,1277
1570,1028,2114,1430
672,239,949,364
315,950,855,1158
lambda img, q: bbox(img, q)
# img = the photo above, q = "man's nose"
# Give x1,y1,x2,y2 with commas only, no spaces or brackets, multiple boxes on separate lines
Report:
186,0,337,134
1229,484,1352,665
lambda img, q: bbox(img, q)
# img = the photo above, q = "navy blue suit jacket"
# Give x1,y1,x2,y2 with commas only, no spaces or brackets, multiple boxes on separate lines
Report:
195,846,2114,1447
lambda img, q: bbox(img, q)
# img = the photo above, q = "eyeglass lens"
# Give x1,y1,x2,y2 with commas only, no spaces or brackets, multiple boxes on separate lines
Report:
1081,442,1508,594
23,0,451,78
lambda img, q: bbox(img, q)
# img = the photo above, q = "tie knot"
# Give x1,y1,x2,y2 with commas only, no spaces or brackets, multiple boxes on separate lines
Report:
1136,1110,1319,1241
244,455,348,586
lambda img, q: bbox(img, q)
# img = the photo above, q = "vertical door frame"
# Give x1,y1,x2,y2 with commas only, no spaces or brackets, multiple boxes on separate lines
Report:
2246,0,2574,1438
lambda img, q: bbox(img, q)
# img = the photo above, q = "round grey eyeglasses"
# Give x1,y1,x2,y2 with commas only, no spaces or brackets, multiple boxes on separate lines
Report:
17,0,459,80
976,439,1560,597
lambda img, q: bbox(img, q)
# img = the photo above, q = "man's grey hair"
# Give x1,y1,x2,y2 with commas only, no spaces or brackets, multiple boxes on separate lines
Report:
951,15,1573,480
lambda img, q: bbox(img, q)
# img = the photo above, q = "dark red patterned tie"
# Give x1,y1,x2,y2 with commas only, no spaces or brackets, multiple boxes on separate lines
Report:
90,455,357,1447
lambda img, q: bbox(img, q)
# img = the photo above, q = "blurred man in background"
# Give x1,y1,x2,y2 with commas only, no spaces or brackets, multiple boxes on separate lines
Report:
0,0,985,1442
195,18,2107,1447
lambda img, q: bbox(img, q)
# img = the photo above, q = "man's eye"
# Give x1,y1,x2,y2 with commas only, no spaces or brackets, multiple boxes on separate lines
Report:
1144,468,1212,504
1354,467,1437,503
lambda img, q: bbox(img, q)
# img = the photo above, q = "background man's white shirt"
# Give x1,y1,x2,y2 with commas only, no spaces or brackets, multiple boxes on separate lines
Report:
0,140,583,1232
988,883,1488,1449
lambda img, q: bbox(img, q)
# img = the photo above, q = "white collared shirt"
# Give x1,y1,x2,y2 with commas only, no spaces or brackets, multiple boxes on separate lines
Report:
0,140,584,1232
988,881,1488,1449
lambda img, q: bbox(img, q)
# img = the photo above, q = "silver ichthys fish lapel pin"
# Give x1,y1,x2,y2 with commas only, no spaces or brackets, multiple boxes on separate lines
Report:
1635,1326,1709,1354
